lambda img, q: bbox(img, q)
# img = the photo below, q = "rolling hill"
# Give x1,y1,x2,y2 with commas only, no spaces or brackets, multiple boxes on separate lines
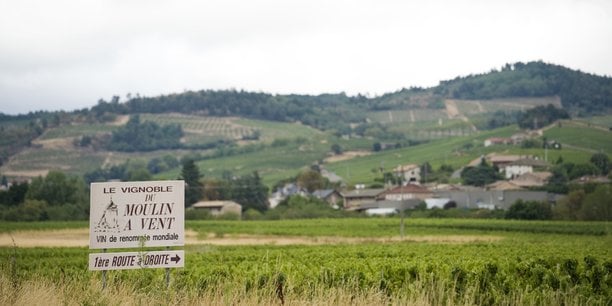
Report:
1,61,611,187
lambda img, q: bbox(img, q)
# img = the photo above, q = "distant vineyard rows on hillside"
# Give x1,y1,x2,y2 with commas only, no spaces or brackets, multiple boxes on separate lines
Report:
141,114,254,140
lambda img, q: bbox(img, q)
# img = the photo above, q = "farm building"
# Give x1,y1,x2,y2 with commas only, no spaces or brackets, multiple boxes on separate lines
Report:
192,200,242,218
392,164,421,183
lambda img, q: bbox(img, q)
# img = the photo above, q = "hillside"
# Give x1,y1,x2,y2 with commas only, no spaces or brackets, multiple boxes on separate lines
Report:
1,61,611,186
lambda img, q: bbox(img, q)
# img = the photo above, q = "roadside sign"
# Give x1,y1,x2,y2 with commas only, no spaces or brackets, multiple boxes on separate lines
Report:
89,180,185,249
89,250,184,271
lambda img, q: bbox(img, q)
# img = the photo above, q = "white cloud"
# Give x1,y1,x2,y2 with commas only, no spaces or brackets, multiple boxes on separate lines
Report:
0,0,611,114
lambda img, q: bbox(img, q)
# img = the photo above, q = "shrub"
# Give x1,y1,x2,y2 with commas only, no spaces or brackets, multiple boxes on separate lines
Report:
506,200,552,220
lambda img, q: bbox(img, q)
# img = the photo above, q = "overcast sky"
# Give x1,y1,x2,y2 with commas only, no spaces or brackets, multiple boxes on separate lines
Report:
1,0,611,115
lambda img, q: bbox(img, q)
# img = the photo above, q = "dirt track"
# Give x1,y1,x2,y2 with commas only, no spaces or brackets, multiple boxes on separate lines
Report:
0,229,502,248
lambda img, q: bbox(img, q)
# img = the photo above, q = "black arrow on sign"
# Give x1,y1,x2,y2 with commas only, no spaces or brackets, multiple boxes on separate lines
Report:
170,254,181,263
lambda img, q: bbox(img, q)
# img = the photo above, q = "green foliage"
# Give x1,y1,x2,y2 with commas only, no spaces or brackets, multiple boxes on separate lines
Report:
330,143,343,155
227,171,269,212
181,159,203,206
267,195,343,219
568,163,600,179
107,115,183,152
579,185,612,221
2,199,48,221
460,160,501,187
1,219,611,305
26,171,87,207
0,181,28,206
517,104,570,129
545,166,570,194
554,189,586,220
590,153,610,175
0,171,90,221
438,61,612,115
506,200,553,220
296,170,327,193
484,111,520,130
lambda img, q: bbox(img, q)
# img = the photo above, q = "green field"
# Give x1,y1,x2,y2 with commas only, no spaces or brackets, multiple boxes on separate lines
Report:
39,123,118,140
140,113,321,145
576,115,612,128
1,219,610,305
544,123,612,155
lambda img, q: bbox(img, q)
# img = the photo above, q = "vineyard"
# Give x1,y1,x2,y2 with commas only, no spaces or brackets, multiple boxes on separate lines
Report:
1,219,610,305
141,114,256,143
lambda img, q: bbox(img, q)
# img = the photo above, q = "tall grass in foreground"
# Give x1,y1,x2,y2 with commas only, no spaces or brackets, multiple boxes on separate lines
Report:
0,275,604,306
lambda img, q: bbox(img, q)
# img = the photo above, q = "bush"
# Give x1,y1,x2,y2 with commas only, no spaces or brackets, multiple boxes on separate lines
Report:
185,209,212,220
506,200,553,220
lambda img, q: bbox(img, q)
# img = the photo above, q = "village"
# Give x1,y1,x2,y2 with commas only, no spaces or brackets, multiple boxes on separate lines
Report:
190,134,610,218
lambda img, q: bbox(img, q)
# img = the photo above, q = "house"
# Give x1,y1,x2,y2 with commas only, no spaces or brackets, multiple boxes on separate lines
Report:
379,184,432,201
484,137,512,147
424,198,451,209
341,188,385,209
502,158,548,179
433,189,550,210
320,167,344,184
192,200,242,217
486,181,523,191
312,189,342,208
269,183,308,208
510,172,552,188
392,164,421,183
489,155,523,168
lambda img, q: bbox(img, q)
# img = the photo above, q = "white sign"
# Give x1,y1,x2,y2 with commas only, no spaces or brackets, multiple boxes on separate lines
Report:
89,180,185,249
89,250,185,271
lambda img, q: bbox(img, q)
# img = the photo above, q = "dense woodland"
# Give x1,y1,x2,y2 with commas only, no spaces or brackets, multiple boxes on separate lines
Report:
435,61,612,114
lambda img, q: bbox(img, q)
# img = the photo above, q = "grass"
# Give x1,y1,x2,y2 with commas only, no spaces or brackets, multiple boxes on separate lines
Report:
38,124,117,140
6,148,106,176
156,139,332,186
234,118,322,142
544,123,612,155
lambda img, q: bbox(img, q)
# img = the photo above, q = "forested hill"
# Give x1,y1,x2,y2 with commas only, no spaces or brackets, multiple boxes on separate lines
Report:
2,61,612,127
91,91,370,131
432,61,612,114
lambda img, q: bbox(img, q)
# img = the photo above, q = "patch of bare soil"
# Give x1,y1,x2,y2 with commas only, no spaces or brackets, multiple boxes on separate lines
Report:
110,115,129,126
444,100,478,132
194,234,503,246
31,137,74,150
324,151,372,163
0,229,503,248
445,99,460,119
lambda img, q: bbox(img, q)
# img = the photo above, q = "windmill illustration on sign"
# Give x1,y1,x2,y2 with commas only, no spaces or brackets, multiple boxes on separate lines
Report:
94,197,121,233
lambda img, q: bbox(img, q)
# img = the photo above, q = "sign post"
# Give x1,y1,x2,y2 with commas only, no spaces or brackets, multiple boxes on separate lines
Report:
88,180,185,287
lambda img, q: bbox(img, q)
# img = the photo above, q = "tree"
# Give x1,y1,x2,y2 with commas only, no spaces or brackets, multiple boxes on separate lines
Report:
579,184,612,221
296,170,327,193
372,142,382,152
180,159,203,206
420,162,433,183
553,189,585,220
590,153,610,175
331,143,343,155
229,172,269,212
26,171,87,207
460,161,501,187
0,181,28,206
506,200,552,220
568,163,599,180
545,166,569,194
